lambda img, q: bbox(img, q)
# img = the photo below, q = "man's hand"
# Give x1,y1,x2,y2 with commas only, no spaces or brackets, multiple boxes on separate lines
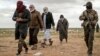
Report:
16,18,23,22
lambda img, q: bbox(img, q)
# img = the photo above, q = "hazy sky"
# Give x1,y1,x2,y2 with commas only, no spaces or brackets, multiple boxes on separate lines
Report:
0,0,100,28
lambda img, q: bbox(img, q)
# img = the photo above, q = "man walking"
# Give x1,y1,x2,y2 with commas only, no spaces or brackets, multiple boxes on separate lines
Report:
56,15,69,44
12,1,30,55
79,1,98,56
41,7,55,47
29,4,43,50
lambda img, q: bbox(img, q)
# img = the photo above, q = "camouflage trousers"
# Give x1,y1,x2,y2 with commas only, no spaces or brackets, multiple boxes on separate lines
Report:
15,23,28,54
17,37,28,54
84,26,95,55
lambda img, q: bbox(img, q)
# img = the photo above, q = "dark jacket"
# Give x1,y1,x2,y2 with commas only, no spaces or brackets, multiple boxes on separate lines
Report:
42,12,55,29
12,9,30,23
12,9,30,40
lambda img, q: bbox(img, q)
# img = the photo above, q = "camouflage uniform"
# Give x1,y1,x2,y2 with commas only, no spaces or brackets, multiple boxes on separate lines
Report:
79,2,98,56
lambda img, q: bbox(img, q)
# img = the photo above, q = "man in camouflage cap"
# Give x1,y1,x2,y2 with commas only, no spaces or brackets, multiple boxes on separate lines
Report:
79,1,98,56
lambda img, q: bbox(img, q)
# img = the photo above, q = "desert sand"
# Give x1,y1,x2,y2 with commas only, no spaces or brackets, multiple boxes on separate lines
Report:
0,29,100,56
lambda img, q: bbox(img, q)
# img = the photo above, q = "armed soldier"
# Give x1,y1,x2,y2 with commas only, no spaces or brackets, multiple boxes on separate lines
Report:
79,1,98,56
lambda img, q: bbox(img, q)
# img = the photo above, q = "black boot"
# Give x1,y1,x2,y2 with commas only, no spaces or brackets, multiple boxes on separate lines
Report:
25,48,28,54
49,39,53,46
41,42,46,48
41,39,46,48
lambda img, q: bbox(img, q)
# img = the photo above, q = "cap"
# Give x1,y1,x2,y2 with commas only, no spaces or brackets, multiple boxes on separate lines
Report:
84,1,92,6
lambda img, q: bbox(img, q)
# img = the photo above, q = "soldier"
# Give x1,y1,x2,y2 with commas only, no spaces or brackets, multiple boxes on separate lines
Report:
56,15,69,44
29,4,43,50
12,1,30,55
41,7,55,47
79,1,98,56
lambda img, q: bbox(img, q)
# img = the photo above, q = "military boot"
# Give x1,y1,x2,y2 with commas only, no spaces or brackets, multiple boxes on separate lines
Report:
49,39,53,46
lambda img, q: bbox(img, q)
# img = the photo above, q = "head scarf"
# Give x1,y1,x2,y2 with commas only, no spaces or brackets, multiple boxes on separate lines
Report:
16,1,26,13
43,7,48,14
29,4,35,13
60,15,65,22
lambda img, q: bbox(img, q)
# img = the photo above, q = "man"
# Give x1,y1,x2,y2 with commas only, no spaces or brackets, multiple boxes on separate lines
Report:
79,1,98,56
56,15,69,44
29,4,43,50
41,7,55,47
12,1,30,55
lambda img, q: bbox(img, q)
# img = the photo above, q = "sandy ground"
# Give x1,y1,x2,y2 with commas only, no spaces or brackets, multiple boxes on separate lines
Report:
0,31,100,56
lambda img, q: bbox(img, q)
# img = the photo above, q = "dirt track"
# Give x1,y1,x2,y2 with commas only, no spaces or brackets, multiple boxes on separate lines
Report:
0,31,100,56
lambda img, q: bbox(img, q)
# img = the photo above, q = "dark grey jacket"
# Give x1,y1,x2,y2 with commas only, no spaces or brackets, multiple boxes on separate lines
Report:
12,9,30,39
12,9,30,23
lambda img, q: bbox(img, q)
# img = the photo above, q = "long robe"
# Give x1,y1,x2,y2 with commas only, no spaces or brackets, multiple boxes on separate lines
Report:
56,18,69,40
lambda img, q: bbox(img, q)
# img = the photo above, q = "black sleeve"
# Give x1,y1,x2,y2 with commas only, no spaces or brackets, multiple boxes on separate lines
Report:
50,12,55,26
12,10,17,21
22,9,31,22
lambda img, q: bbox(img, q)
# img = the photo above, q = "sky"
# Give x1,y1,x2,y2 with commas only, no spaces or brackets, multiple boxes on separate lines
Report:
0,0,100,28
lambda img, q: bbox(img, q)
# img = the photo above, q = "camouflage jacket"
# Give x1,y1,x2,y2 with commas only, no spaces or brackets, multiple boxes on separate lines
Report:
79,9,98,28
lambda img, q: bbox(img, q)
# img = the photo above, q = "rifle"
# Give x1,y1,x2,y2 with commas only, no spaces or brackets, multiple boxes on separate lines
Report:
85,14,92,30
